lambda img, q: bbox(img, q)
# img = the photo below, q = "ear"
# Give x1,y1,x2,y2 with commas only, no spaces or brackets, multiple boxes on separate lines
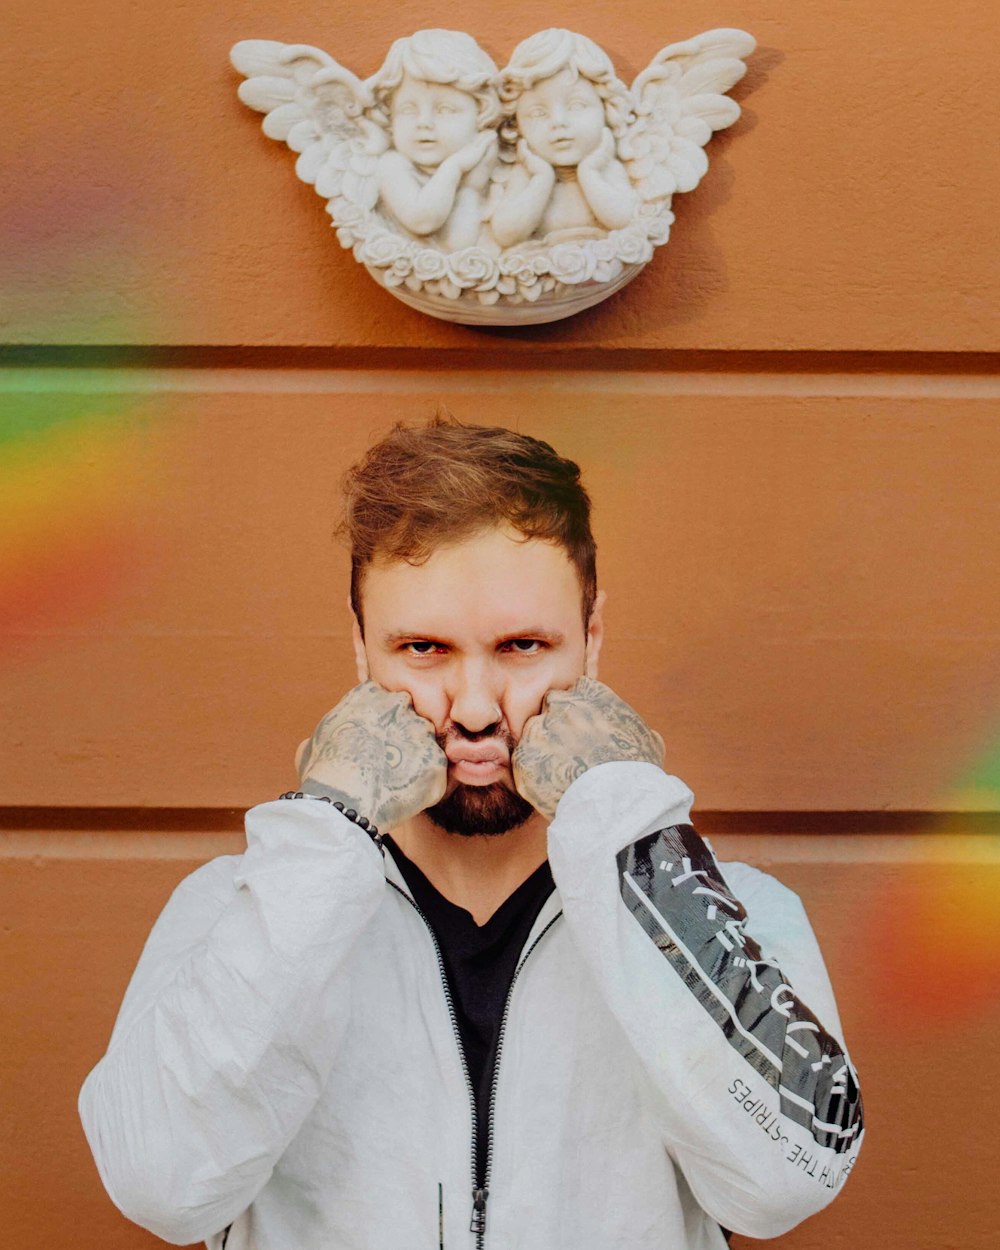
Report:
351,610,370,683
584,589,606,678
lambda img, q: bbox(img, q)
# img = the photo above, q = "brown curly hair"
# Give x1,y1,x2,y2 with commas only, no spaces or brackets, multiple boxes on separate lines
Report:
340,413,597,632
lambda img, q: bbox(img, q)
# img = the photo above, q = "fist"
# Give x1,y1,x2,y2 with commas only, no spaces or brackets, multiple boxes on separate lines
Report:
296,681,447,831
512,676,664,819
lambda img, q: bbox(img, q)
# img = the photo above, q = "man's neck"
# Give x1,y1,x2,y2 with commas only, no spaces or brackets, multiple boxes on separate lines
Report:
388,811,550,926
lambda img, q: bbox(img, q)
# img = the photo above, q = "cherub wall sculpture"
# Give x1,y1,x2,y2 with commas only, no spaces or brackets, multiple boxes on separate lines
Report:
231,27,755,325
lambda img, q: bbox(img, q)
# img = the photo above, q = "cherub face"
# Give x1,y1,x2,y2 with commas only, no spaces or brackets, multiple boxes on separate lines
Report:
390,75,481,168
515,68,606,167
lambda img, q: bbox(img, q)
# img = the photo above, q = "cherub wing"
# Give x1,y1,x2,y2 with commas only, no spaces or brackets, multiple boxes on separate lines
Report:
230,40,387,211
621,28,755,206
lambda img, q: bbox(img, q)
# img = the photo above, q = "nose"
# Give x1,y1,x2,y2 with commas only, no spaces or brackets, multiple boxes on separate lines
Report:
447,660,504,737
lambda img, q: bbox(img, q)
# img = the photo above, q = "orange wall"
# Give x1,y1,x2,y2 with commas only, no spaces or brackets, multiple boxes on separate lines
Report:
2,1,999,1247
4,384,1000,810
4,1,999,351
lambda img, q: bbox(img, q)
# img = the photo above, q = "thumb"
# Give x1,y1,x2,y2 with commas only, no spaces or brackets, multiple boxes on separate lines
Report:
294,737,310,778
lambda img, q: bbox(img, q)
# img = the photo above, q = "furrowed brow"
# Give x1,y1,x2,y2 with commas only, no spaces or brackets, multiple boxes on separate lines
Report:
382,630,450,645
496,629,566,646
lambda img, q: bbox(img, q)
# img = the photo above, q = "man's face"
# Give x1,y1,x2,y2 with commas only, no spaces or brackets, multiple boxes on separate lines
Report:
355,526,603,835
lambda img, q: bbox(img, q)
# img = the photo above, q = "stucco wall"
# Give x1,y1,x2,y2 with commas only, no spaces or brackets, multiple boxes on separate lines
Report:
3,1,998,1247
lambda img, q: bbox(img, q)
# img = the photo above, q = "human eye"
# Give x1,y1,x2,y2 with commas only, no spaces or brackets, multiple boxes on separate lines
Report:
500,638,546,656
402,640,446,656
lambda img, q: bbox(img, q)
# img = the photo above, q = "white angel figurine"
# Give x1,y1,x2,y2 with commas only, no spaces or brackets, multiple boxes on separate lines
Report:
231,27,755,321
230,31,501,257
368,31,501,251
491,30,639,248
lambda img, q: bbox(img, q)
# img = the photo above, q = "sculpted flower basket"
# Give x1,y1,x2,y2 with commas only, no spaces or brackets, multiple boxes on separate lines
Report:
231,27,754,326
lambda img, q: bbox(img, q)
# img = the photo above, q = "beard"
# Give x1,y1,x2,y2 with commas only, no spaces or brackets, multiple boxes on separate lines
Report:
425,780,536,838
426,723,536,838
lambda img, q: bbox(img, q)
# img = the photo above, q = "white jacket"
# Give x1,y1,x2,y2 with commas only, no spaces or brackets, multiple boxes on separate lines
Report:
79,762,863,1249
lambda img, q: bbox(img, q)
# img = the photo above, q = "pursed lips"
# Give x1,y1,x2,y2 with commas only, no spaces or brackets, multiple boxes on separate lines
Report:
445,743,510,767
443,742,512,785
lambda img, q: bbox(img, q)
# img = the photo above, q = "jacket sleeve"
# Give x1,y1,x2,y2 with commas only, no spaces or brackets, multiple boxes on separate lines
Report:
547,761,863,1239
78,798,386,1246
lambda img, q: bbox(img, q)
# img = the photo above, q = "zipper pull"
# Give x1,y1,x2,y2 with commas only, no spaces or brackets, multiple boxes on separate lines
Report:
469,1186,489,1234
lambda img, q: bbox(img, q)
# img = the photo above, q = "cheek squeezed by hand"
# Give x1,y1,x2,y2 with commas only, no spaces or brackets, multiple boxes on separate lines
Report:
295,680,448,831
512,675,665,819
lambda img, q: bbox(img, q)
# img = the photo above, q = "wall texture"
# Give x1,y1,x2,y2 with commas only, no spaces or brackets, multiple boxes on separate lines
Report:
2,1,998,1248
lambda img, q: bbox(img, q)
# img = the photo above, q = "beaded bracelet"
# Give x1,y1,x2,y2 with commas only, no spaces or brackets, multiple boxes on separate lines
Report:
278,790,381,845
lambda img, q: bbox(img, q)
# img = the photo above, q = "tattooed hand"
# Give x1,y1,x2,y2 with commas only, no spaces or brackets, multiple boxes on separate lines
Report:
512,676,665,819
296,681,448,831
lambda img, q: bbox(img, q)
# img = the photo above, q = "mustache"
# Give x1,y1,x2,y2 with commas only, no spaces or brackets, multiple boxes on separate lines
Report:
435,724,517,753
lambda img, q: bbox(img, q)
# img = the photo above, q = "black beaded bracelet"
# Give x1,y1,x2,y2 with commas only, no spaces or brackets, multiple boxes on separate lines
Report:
278,791,381,844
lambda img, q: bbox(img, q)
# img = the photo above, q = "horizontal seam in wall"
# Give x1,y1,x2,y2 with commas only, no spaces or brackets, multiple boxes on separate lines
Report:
2,828,998,863
1,808,998,834
2,366,999,400
2,347,999,369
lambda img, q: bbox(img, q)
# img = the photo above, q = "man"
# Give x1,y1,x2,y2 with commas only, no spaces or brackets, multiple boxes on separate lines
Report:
80,418,863,1249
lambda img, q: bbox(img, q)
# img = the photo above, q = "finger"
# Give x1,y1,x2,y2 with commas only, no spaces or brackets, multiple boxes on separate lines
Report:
540,685,571,711
509,744,534,792
431,752,450,797
294,737,310,777
364,680,413,709
421,719,449,758
349,677,385,705
514,710,544,746
540,680,584,713
549,674,604,702
574,674,605,695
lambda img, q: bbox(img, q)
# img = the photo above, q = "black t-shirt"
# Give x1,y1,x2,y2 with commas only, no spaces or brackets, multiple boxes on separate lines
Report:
382,836,555,1184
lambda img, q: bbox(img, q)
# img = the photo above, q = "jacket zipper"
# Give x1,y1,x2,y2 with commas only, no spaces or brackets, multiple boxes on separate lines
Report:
388,881,480,1248
388,877,562,1249
476,911,563,1249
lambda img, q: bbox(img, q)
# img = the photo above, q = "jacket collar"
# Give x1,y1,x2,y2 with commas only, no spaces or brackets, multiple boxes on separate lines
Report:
380,840,563,953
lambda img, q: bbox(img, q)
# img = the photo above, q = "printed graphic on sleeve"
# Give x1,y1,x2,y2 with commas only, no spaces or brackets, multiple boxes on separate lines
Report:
617,825,862,1153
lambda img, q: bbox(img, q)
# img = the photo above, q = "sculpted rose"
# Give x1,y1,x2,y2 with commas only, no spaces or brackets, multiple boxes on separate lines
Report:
331,200,369,248
383,252,415,287
548,244,597,286
361,231,407,269
447,247,500,291
594,257,624,284
615,229,653,266
412,249,449,282
645,214,673,246
499,253,540,288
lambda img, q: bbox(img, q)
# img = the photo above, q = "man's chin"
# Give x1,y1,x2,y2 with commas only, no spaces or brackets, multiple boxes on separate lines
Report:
425,782,536,838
